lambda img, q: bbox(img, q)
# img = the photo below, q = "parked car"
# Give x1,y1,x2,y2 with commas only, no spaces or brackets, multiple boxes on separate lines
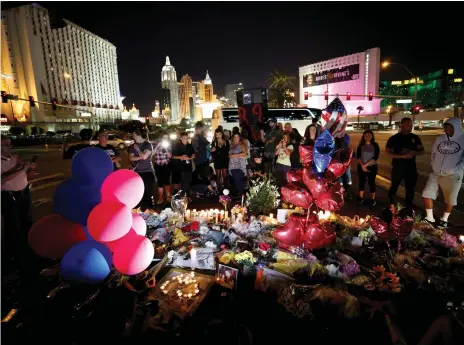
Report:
90,134,134,149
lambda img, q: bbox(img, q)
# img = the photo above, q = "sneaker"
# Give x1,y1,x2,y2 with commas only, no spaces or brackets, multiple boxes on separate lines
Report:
436,220,453,228
371,200,377,207
420,218,435,226
356,198,364,206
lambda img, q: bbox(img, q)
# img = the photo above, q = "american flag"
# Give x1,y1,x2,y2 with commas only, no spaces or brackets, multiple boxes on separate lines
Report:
321,97,347,138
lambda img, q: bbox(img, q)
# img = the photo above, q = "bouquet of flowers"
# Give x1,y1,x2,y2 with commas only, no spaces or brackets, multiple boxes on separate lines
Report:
234,250,256,266
246,179,280,216
231,204,246,215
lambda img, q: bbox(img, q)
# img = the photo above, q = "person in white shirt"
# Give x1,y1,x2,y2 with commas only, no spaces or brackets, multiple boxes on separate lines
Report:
1,135,37,271
274,134,293,187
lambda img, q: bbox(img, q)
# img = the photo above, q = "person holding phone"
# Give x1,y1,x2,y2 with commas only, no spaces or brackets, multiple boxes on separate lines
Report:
211,128,229,191
274,134,294,187
153,131,173,205
171,132,195,196
356,130,380,206
1,135,37,272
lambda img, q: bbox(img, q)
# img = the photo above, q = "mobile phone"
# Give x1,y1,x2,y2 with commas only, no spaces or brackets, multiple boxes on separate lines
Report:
31,154,39,163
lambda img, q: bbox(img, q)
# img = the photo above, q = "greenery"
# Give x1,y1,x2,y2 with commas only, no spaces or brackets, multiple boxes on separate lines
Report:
267,69,296,108
246,178,280,216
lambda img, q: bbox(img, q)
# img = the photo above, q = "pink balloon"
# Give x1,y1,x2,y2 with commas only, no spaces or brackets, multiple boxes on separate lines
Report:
302,168,329,199
103,229,138,252
28,214,87,258
281,184,313,209
113,234,154,275
87,200,132,242
131,213,147,236
286,169,303,184
101,169,144,209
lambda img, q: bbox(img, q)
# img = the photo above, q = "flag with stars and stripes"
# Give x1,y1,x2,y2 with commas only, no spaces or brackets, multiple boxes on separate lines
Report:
321,97,347,138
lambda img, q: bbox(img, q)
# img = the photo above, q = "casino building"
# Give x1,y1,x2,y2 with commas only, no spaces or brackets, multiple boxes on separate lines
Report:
299,48,381,116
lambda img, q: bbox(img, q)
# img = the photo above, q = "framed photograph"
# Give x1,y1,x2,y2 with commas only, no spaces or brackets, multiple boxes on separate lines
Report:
216,264,239,290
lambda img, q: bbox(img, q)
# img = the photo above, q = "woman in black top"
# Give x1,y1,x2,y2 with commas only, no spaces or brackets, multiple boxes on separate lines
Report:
356,130,380,206
303,124,318,146
211,128,230,191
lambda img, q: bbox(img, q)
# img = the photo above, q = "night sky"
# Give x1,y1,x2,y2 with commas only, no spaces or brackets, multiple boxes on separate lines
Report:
4,1,463,115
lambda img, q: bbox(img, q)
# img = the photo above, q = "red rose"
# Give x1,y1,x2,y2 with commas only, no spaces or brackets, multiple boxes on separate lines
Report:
258,242,271,252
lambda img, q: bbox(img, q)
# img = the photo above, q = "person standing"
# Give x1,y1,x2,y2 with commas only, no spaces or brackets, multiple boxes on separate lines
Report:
356,130,380,206
312,117,322,137
386,117,424,209
422,118,464,227
335,132,353,200
285,123,302,168
262,117,280,178
303,124,318,146
1,135,37,271
171,132,195,196
128,128,154,211
274,134,294,187
153,132,172,205
170,128,182,193
192,121,210,176
228,133,248,197
94,130,121,171
211,129,230,190
63,128,92,159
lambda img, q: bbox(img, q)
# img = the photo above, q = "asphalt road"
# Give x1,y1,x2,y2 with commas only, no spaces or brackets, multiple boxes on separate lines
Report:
13,131,464,222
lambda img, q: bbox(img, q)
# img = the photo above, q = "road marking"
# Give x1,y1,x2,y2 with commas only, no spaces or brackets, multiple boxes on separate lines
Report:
32,198,52,208
31,180,62,192
30,173,64,183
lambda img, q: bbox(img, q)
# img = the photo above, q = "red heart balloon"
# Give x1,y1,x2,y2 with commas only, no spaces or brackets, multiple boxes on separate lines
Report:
281,184,313,209
302,222,336,250
369,216,390,241
272,214,305,249
299,145,314,167
325,159,348,181
391,208,415,241
314,182,345,211
286,169,303,184
302,168,329,199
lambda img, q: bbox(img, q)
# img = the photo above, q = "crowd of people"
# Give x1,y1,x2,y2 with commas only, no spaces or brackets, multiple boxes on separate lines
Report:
2,116,463,274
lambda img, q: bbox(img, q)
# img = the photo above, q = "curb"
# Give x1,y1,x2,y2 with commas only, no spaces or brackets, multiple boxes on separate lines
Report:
375,175,464,224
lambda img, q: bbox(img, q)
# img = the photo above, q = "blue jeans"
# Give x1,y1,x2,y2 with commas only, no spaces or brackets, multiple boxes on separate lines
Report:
230,169,246,195
338,165,352,186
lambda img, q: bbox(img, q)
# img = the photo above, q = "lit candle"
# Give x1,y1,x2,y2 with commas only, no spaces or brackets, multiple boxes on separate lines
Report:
241,194,245,207
359,218,364,224
190,248,197,270
459,235,464,245
192,209,197,219
215,209,219,223
186,209,191,221
269,213,274,219
219,210,224,221
225,210,229,220
237,214,243,223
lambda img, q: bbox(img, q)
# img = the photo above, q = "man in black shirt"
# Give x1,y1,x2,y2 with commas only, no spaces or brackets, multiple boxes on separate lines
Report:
192,121,210,176
171,132,195,195
386,117,424,209
95,130,121,171
63,128,93,160
262,117,280,177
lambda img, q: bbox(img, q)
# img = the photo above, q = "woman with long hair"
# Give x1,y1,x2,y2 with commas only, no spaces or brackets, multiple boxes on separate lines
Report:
211,128,230,190
274,134,294,187
228,133,248,196
356,130,380,206
303,124,318,145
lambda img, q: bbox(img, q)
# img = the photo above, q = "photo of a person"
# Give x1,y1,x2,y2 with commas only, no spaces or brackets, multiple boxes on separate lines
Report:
216,264,238,290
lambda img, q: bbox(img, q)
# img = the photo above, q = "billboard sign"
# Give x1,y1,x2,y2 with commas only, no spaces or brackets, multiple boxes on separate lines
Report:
303,64,360,88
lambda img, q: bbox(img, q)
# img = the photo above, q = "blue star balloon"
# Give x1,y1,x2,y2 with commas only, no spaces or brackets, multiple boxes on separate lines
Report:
313,129,335,174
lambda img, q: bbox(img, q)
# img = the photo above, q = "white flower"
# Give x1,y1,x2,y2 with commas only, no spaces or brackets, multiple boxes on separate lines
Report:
223,189,230,196
205,241,217,248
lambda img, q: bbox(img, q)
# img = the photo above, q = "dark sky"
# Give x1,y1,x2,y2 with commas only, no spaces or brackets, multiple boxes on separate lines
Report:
4,1,464,115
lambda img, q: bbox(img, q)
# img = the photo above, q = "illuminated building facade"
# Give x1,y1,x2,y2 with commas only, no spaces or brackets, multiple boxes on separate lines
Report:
380,68,463,110
161,56,179,122
1,3,122,132
204,71,214,102
179,74,192,119
224,83,243,107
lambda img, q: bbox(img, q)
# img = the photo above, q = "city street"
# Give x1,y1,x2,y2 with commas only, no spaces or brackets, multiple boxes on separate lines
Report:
15,130,464,224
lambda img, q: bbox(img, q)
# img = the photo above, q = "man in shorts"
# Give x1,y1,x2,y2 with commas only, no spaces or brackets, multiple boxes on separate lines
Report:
422,118,464,227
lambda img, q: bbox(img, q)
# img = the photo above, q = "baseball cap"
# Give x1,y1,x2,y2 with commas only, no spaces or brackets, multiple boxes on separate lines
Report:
268,117,277,123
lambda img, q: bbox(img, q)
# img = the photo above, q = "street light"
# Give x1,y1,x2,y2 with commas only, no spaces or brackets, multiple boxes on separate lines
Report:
382,60,419,123
64,73,95,131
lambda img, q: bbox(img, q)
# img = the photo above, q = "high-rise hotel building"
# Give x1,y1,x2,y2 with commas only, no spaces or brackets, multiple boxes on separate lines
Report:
161,56,179,122
178,74,192,119
1,3,122,132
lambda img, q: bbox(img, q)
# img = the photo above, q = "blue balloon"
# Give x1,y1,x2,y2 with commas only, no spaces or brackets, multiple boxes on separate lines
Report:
53,178,101,225
71,147,113,187
314,129,335,174
61,240,113,284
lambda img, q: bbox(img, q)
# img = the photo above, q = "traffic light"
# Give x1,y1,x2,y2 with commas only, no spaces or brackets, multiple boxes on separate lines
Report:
368,92,373,101
414,106,420,114
29,96,35,107
304,91,309,100
51,97,57,110
1,91,7,103
324,91,328,101
346,92,351,101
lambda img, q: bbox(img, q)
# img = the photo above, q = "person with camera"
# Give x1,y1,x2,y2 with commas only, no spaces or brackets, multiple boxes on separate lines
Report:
153,131,172,205
1,135,38,272
274,134,294,187
128,128,154,210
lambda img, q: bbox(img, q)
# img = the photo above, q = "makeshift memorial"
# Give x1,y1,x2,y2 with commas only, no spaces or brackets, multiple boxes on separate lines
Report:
216,264,239,290
160,271,200,298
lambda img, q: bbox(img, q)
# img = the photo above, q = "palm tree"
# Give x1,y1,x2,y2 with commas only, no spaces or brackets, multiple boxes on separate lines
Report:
267,69,296,108
356,106,364,127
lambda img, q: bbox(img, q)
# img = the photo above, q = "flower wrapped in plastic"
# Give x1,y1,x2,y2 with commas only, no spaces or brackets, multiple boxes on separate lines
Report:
234,250,256,266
